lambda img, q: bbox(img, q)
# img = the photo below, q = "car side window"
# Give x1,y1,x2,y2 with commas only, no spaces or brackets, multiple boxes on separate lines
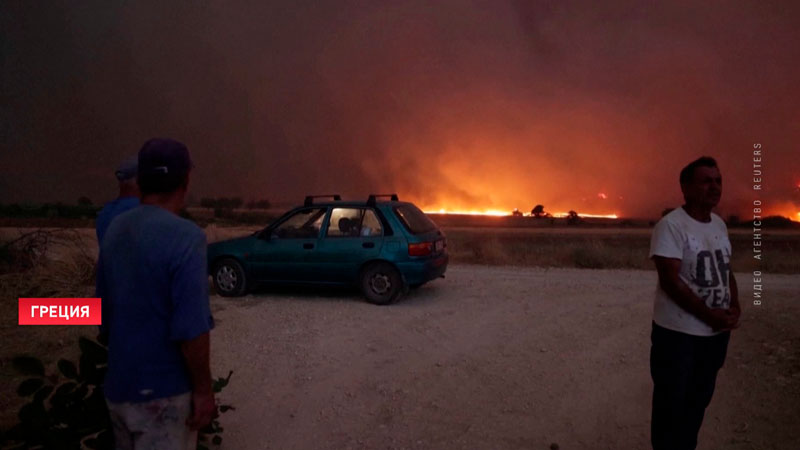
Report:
272,208,326,239
327,208,383,238
360,209,383,237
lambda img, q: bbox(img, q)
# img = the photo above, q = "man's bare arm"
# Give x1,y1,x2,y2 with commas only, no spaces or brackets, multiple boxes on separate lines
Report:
653,256,733,330
728,272,741,327
730,272,740,310
180,332,216,429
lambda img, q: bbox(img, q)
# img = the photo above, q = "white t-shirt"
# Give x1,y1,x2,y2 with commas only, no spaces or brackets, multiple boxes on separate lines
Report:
649,207,732,336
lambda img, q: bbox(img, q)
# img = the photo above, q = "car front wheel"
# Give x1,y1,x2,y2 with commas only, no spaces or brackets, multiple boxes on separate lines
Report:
213,258,248,297
360,262,404,305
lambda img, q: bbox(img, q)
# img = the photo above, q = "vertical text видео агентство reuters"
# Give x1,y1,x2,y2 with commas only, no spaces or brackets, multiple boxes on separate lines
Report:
752,143,763,307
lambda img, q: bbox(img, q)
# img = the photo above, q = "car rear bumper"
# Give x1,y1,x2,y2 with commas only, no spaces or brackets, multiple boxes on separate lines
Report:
397,253,448,285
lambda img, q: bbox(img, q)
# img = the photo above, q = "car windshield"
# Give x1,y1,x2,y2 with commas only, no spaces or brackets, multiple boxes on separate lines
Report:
393,204,437,234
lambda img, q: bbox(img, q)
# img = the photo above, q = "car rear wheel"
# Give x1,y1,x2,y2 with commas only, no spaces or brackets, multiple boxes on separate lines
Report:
360,262,404,305
213,258,248,297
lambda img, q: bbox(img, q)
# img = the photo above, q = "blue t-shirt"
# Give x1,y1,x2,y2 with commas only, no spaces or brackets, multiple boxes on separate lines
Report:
96,196,140,245
96,205,213,403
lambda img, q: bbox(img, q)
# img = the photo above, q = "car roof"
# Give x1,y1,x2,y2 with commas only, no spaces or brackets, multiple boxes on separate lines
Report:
300,194,411,208
298,200,410,208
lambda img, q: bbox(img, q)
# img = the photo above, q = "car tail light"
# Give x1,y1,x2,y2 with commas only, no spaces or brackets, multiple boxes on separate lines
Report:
408,242,433,256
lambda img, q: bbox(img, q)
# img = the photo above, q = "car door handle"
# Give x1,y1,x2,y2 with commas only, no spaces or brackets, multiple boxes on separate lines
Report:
362,242,375,248
303,243,314,250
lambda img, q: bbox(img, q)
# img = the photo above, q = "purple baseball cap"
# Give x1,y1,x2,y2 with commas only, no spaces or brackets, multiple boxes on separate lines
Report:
137,138,193,177
114,155,138,181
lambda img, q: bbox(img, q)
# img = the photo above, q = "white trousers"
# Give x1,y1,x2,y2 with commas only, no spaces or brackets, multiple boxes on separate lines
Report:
106,392,198,450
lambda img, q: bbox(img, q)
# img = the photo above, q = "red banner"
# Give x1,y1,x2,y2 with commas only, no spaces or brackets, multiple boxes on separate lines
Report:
19,298,101,325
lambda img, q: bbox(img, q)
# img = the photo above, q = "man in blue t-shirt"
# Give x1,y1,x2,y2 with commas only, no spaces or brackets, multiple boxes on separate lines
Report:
95,156,140,245
96,138,215,449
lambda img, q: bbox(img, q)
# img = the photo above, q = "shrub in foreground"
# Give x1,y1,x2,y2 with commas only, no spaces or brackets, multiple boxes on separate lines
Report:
2,337,234,450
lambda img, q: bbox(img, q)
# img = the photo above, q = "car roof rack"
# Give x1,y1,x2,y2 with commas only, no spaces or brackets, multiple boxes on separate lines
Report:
304,194,342,206
367,194,399,206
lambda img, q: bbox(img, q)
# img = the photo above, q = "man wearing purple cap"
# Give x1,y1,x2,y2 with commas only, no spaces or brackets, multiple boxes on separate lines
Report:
96,138,215,449
95,156,140,245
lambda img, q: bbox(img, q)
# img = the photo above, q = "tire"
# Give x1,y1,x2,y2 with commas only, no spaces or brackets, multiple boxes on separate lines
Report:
212,258,248,297
360,262,405,305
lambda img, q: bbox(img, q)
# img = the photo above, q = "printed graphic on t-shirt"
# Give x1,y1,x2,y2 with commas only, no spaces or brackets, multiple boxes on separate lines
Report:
688,247,731,309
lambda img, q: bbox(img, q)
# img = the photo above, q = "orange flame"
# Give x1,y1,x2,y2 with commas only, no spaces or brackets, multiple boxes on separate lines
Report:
551,211,618,219
426,208,515,217
423,207,618,219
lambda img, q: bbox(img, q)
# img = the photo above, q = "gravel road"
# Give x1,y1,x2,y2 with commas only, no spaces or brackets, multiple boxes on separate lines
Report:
210,265,799,450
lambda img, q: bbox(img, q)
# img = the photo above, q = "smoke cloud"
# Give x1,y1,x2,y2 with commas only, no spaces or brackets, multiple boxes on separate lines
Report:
2,0,798,218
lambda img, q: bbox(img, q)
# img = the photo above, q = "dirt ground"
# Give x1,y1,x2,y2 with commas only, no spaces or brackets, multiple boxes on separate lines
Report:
209,266,800,450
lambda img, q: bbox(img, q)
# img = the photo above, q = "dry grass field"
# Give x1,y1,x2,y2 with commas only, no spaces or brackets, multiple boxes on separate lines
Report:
444,227,800,274
205,224,800,274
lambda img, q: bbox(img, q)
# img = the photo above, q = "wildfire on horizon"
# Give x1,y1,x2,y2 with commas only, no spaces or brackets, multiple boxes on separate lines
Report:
422,205,798,221
765,200,800,223
417,178,800,222
423,207,619,219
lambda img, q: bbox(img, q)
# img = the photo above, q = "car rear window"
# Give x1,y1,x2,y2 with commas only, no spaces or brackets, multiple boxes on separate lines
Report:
393,204,438,234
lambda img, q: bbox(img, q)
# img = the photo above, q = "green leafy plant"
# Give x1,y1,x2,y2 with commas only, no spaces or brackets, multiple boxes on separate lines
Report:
4,337,112,450
198,371,235,450
2,339,234,450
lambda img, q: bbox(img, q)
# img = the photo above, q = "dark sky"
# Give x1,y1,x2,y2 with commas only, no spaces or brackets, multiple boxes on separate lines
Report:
2,0,798,218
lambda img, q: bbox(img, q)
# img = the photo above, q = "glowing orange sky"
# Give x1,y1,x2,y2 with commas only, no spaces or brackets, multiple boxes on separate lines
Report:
1,1,798,220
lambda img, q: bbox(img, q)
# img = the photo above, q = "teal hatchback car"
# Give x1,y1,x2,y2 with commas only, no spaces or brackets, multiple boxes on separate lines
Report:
207,194,448,304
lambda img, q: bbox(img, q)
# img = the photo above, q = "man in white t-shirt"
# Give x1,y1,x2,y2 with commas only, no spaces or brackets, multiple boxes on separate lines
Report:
648,156,741,450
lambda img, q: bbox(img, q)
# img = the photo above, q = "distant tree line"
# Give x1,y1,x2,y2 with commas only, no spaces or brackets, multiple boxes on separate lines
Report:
531,204,550,218
509,204,583,225
199,197,271,210
566,210,581,225
528,205,580,224
200,197,243,209
0,201,99,219
245,199,272,209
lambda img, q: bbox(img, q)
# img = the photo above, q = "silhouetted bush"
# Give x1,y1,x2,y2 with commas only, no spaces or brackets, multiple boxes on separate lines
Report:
2,340,235,450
